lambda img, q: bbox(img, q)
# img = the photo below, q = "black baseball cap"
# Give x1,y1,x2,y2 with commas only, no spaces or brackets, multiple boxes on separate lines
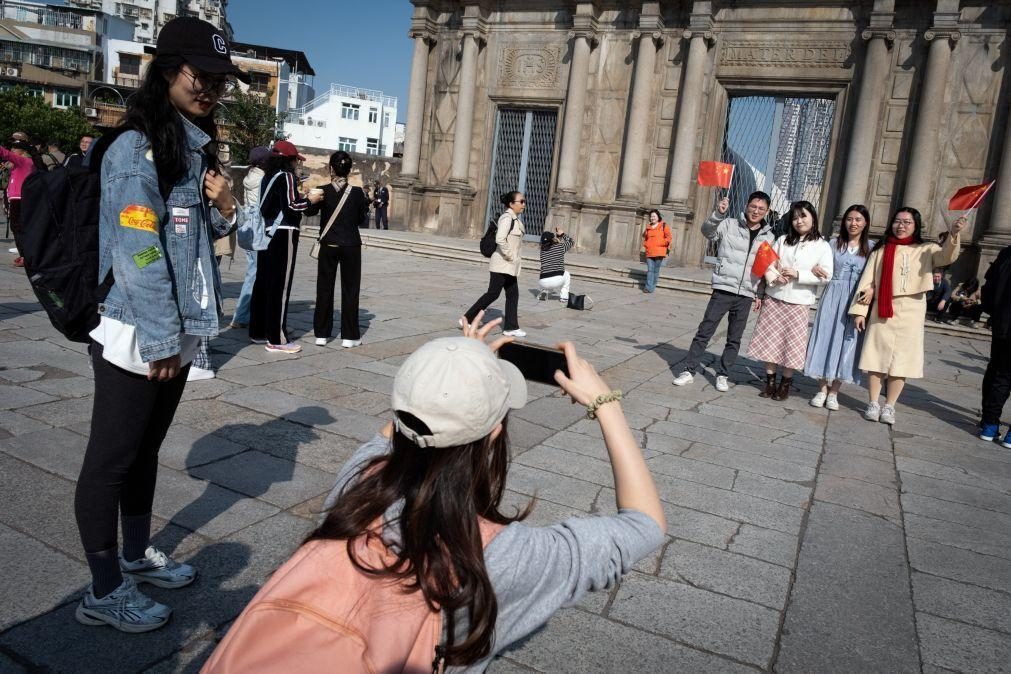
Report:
151,17,250,83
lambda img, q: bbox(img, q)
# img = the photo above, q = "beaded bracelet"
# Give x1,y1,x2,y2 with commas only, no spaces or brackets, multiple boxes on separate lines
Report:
586,390,623,419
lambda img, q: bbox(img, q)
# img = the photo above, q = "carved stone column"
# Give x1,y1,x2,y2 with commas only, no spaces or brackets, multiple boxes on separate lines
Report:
903,4,960,209
449,31,482,186
401,31,434,179
837,4,895,211
618,30,663,200
557,30,596,194
665,28,713,203
985,105,1011,238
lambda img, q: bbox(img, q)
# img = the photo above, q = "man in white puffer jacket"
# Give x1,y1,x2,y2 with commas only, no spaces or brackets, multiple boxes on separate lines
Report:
674,191,774,392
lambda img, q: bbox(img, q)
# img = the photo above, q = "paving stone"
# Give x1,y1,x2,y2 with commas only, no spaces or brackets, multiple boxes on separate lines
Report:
0,384,58,410
564,418,646,446
662,409,785,443
645,453,737,489
820,450,897,489
0,368,44,383
642,431,693,455
897,456,1009,493
905,513,1011,560
651,472,804,533
24,376,94,399
496,608,752,673
659,539,792,609
513,393,590,431
912,572,1011,634
220,388,383,442
268,374,364,401
728,524,799,568
815,474,901,522
189,450,335,509
0,426,86,481
158,424,248,471
16,396,93,428
683,443,816,482
515,445,615,487
776,502,919,673
732,472,813,509
319,366,395,394
609,572,780,668
901,493,1011,538
0,409,51,436
0,453,84,562
916,612,1011,674
505,464,600,512
330,390,392,417
648,420,819,466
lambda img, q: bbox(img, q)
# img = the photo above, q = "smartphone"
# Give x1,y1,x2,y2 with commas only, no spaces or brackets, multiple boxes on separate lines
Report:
497,341,568,385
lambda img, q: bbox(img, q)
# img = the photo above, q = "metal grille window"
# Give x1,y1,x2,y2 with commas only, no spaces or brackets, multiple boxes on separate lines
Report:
0,41,91,72
365,138,379,155
485,108,557,240
338,136,356,152
341,103,359,120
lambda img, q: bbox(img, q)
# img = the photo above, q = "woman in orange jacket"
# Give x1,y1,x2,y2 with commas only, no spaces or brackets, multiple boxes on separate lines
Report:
642,209,672,293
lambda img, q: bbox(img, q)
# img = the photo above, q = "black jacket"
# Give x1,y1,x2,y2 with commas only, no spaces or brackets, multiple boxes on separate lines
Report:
983,245,1011,338
261,170,311,228
306,183,369,245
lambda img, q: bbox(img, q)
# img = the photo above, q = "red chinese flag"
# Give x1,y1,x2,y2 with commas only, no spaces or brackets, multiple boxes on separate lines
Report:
948,180,995,211
751,241,779,277
697,161,735,188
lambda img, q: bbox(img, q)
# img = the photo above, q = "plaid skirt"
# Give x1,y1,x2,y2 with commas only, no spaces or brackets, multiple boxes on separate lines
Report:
747,297,811,370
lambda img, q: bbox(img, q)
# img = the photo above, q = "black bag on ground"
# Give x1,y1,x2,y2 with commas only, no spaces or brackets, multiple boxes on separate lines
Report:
479,217,515,258
18,129,130,343
566,294,593,310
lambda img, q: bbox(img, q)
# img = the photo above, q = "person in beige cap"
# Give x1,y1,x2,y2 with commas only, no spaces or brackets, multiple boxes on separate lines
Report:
208,312,666,670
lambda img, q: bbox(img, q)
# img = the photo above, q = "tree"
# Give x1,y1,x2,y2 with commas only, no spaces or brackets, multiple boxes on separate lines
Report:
216,90,286,165
0,87,96,152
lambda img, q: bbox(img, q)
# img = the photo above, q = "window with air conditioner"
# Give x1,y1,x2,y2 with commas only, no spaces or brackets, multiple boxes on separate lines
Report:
341,103,359,120
366,138,379,155
338,136,357,152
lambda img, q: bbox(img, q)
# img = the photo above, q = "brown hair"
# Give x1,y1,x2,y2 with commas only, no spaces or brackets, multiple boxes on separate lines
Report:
307,416,531,666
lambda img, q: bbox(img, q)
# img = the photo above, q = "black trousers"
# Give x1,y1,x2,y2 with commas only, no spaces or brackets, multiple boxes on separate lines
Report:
250,229,299,345
375,207,388,230
75,342,189,553
947,302,984,322
684,289,753,376
465,272,519,330
982,335,1011,426
314,244,361,339
8,198,21,255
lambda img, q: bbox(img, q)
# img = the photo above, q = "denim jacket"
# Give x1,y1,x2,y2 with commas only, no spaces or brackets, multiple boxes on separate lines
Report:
97,116,236,362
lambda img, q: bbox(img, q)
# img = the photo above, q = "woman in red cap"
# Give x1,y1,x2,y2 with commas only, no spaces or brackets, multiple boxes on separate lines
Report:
248,139,321,353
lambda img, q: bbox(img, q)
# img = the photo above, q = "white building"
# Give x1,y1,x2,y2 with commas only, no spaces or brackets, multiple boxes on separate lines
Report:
230,42,314,114
283,84,397,157
65,0,231,44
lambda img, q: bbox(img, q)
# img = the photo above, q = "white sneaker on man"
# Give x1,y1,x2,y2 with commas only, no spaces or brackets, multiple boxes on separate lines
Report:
315,337,328,346
341,339,362,348
503,329,526,337
715,375,729,392
673,371,694,386
187,366,214,381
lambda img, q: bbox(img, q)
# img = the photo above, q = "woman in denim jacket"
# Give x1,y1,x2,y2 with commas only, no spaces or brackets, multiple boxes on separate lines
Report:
74,17,246,634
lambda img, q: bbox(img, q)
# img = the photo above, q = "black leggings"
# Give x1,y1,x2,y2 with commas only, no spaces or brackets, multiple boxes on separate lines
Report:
465,272,519,330
74,343,189,553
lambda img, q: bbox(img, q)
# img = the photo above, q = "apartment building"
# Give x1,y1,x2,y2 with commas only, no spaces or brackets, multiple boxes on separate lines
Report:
64,0,230,44
284,84,398,157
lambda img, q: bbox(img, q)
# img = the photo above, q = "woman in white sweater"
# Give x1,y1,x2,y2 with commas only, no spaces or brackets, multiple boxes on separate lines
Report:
748,201,834,401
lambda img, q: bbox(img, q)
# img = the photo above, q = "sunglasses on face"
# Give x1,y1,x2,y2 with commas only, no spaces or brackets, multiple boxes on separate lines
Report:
513,199,526,205
180,69,235,96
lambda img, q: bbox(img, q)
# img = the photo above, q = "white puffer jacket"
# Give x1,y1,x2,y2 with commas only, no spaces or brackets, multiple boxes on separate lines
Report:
762,235,834,305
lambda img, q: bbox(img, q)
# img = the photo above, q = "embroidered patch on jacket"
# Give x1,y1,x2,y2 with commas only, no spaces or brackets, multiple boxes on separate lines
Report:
120,204,159,233
132,245,162,269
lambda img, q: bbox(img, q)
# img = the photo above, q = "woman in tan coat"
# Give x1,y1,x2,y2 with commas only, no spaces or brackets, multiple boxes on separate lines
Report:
463,191,527,336
848,207,966,425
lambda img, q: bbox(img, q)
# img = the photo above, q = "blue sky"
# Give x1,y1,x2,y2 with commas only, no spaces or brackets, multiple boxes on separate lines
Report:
228,0,414,122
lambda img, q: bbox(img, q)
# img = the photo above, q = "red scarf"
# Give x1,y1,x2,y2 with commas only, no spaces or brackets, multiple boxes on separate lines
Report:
877,235,915,318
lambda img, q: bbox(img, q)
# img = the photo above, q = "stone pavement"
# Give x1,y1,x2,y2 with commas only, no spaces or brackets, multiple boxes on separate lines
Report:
0,240,1007,673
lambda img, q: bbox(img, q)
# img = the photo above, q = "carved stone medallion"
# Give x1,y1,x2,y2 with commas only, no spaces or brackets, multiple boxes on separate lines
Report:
499,46,561,88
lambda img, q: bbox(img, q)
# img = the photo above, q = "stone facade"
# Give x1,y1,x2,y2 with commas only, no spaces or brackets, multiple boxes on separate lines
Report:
396,0,1011,279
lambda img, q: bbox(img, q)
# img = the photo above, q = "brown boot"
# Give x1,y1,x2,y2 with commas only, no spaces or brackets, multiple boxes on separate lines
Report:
759,373,777,398
772,377,793,401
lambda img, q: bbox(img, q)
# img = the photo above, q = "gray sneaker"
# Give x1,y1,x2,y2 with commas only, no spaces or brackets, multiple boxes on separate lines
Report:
863,402,881,422
673,371,694,386
75,576,171,633
120,546,196,589
879,404,896,425
715,375,729,392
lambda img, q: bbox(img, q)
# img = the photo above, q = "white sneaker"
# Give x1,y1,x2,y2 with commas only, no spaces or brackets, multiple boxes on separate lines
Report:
880,404,896,425
75,577,172,633
863,402,881,422
825,393,839,411
120,546,197,589
715,375,729,392
186,366,214,381
810,391,827,408
8,247,17,253
458,318,465,330
314,337,328,346
559,296,569,303
673,371,694,386
503,329,526,337
341,339,362,348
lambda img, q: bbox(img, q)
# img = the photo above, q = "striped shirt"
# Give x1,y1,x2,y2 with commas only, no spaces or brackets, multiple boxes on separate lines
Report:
540,234,574,279
260,170,311,230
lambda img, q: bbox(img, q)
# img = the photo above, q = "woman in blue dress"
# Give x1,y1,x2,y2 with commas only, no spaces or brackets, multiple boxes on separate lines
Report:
804,204,872,410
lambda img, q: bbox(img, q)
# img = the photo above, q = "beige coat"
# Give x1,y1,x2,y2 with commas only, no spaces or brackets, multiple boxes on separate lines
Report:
488,209,525,277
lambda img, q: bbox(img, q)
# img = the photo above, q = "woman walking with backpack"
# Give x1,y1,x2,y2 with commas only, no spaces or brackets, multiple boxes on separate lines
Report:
463,191,527,337
74,16,245,633
642,209,672,293
305,150,369,348
229,145,270,330
203,312,665,671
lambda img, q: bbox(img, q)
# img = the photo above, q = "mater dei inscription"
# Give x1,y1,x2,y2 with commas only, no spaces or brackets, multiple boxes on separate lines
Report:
499,46,561,88
720,41,851,68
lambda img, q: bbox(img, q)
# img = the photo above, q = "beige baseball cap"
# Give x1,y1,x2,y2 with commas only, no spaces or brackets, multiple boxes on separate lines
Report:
392,337,527,448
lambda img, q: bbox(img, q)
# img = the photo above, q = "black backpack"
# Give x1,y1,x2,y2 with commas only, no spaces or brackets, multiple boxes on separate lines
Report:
18,128,139,342
479,216,515,258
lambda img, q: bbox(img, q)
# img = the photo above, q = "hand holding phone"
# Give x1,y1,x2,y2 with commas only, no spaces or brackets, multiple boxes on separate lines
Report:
497,341,569,385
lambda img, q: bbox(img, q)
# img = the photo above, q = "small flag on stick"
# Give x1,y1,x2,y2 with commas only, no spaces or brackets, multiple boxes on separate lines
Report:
751,240,779,277
697,161,735,189
948,180,995,211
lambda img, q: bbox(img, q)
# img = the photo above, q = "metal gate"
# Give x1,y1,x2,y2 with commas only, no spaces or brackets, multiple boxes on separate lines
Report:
706,95,836,260
485,108,557,240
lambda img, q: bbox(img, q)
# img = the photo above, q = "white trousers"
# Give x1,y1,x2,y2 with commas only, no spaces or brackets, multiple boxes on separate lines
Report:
538,272,571,299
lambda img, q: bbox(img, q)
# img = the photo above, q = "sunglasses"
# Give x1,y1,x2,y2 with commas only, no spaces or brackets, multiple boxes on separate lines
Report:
513,199,526,204
180,69,235,96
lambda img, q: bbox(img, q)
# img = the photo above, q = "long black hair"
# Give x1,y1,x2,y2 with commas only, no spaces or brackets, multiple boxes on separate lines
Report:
263,153,296,179
873,206,924,251
784,200,822,245
120,56,219,187
837,204,872,257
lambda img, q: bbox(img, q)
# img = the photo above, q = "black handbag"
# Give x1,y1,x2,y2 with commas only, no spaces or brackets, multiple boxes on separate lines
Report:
566,294,593,310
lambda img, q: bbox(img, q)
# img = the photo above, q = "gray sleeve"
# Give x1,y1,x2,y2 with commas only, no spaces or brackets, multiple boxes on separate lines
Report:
472,509,663,663
321,434,391,512
702,212,724,241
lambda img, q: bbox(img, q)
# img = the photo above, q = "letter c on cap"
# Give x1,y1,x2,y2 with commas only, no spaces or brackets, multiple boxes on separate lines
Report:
212,34,227,54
